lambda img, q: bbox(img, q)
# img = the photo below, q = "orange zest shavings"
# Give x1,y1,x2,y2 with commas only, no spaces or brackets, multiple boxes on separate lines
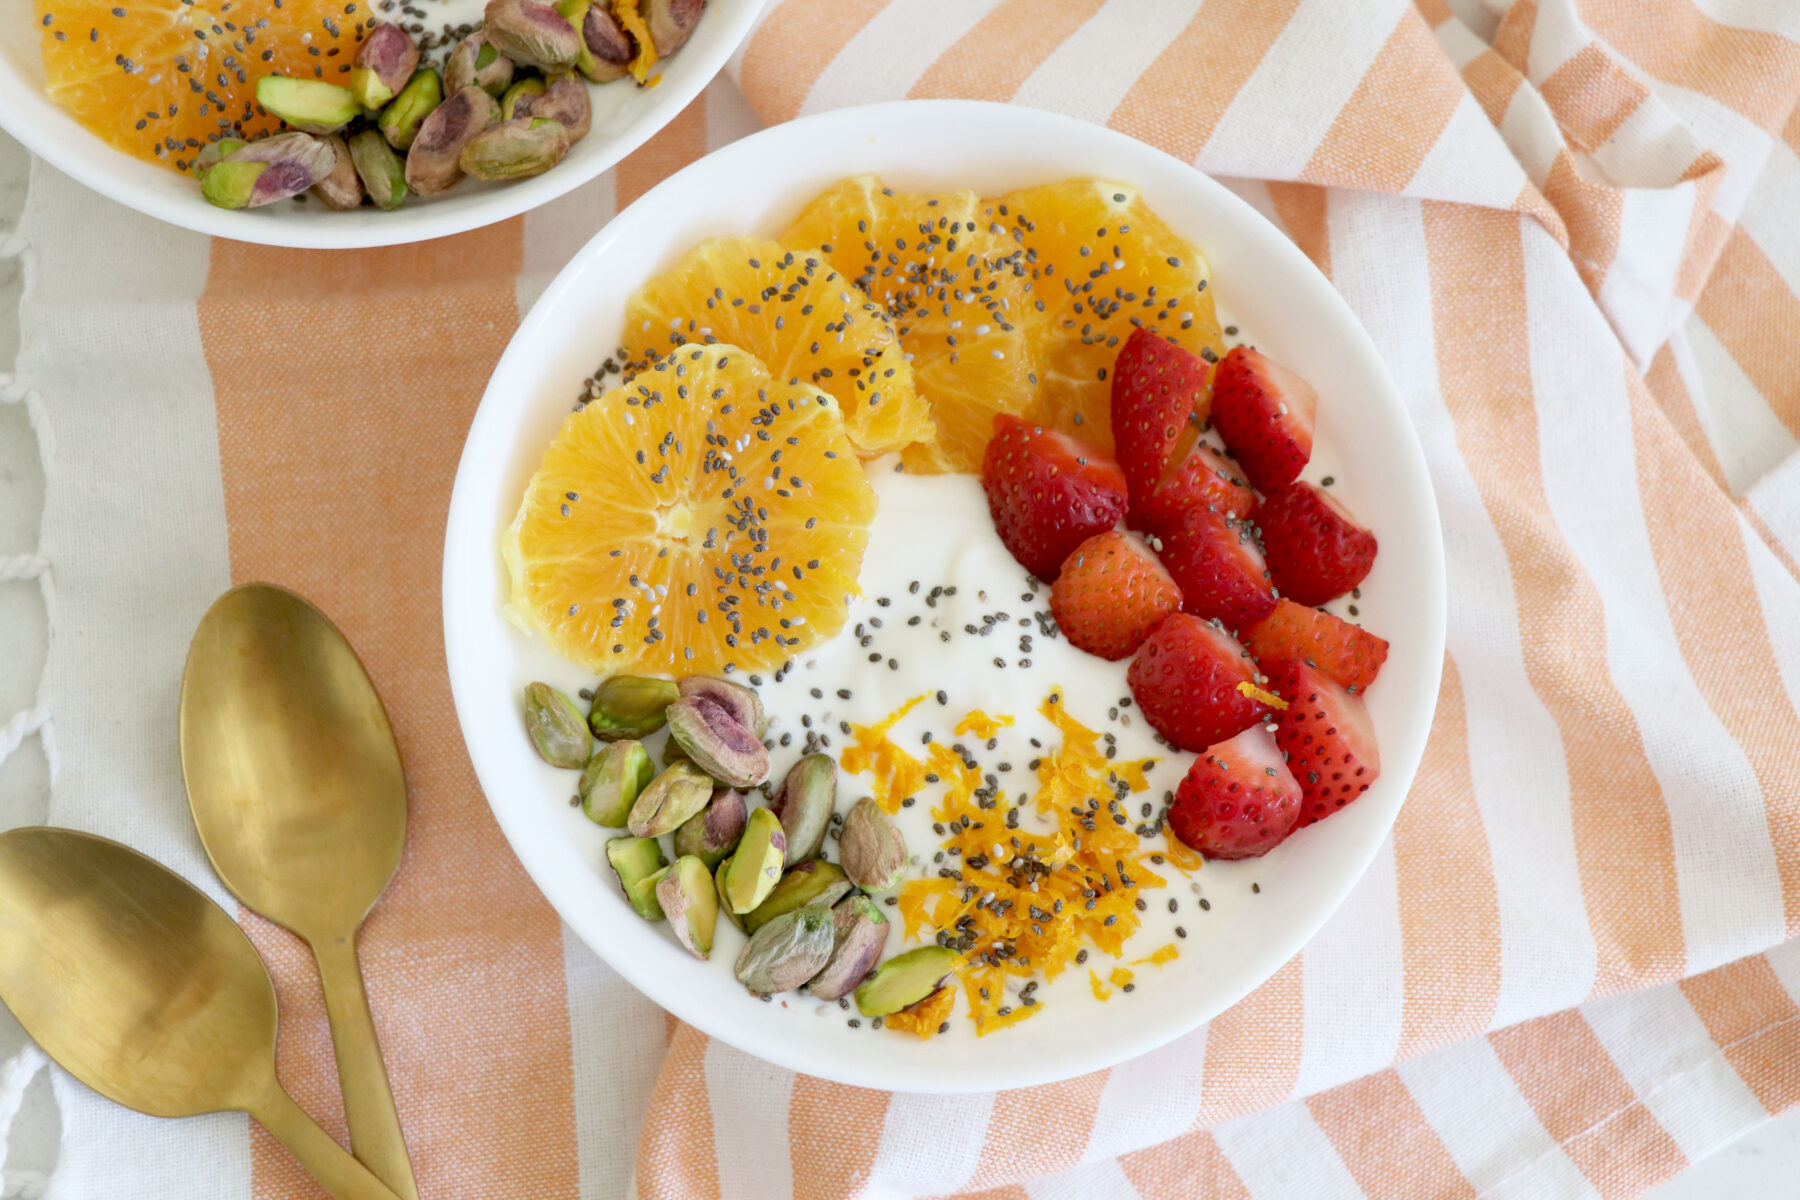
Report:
1133,944,1180,967
1236,680,1289,709
839,694,929,814
611,0,660,82
884,985,957,1039
954,710,1015,739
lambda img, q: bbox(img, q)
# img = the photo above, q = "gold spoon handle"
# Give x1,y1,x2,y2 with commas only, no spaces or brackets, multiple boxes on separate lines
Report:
249,1083,405,1200
313,934,421,1200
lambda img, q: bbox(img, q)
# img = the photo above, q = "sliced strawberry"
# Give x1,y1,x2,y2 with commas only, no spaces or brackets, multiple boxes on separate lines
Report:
1137,438,1255,533
1126,613,1266,752
1110,328,1211,524
1157,507,1278,631
1245,598,1388,692
1168,724,1301,860
981,414,1127,580
1253,482,1377,606
1209,345,1316,493
1050,531,1183,660
1268,658,1381,827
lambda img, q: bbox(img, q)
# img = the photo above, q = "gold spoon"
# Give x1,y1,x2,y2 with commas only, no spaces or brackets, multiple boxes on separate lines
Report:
0,826,401,1200
179,584,418,1200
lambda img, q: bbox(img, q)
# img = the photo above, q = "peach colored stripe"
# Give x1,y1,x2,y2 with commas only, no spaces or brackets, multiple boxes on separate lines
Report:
1629,372,1800,935
1413,0,1453,28
1265,182,1330,277
1194,955,1305,1126
1693,227,1800,440
1395,656,1501,1060
789,1077,890,1200
1675,207,1731,305
1643,342,1728,491
616,93,709,210
637,1026,721,1200
737,0,890,125
1108,0,1302,164
1307,1069,1477,1199
199,220,583,1200
1542,152,1624,296
1581,0,1800,131
1421,201,1683,996
966,1071,1109,1188
1784,94,1800,159
1490,1010,1688,1198
1462,48,1525,129
1680,955,1800,1113
1746,507,1800,583
947,1185,1030,1200
1302,9,1468,194
1490,0,1536,73
1538,43,1651,151
1118,1130,1253,1200
1512,180,1573,251
907,0,1105,102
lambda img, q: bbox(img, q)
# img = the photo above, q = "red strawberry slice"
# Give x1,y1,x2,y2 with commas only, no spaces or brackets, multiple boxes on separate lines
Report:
1210,345,1316,493
981,414,1127,581
1050,531,1183,660
1245,598,1388,692
1137,438,1255,533
1110,328,1211,525
1269,658,1381,827
1168,724,1301,860
1253,482,1377,606
1157,507,1278,631
1126,613,1266,752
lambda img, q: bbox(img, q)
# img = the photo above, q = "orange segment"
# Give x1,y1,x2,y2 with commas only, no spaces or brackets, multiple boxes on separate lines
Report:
1001,179,1225,453
620,236,933,459
35,0,358,170
503,343,877,676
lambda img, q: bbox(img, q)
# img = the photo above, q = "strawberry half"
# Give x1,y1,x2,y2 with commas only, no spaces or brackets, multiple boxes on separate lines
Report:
1269,658,1381,827
1245,598,1388,692
1157,507,1278,631
1209,345,1316,494
981,414,1128,581
1050,531,1183,660
1126,613,1266,752
1253,482,1377,606
1137,438,1255,533
1168,724,1301,860
1110,328,1211,525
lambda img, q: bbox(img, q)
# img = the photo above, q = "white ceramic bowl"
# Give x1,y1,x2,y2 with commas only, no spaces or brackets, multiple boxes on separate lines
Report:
444,100,1446,1093
0,1,763,248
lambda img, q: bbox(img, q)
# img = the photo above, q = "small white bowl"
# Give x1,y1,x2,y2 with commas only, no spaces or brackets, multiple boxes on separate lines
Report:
0,1,764,248
443,100,1446,1093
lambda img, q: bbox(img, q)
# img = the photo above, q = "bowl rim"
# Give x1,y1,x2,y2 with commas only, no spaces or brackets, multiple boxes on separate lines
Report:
443,97,1448,1092
0,0,766,250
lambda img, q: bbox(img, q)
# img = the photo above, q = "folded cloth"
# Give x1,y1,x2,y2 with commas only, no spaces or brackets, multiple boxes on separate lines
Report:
7,2,1800,1198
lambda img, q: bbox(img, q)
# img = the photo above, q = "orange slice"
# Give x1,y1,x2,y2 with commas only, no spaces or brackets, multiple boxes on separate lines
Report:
503,343,877,676
35,0,358,170
620,236,933,459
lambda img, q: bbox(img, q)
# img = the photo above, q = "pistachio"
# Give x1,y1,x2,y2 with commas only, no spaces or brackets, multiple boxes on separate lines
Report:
714,855,744,932
204,133,336,209
854,945,958,1017
627,760,713,838
561,0,634,83
512,72,592,142
444,31,516,97
733,907,835,995
840,797,907,892
769,753,835,866
589,675,679,740
378,68,443,150
631,866,669,921
347,128,407,210
605,836,667,920
310,134,363,209
678,675,766,737
192,138,247,181
667,696,769,787
721,806,786,913
256,76,360,135
807,895,889,1002
348,23,421,109
484,0,582,71
460,117,571,181
500,76,547,122
655,855,719,959
672,788,746,867
579,739,655,826
405,86,500,195
523,681,592,768
743,859,851,934
662,735,691,769
644,0,704,57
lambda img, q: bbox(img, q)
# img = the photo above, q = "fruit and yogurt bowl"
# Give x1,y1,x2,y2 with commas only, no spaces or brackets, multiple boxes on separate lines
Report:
444,101,1445,1092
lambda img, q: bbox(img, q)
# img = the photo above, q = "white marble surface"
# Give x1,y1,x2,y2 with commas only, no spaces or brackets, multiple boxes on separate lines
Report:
1,129,1798,1198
